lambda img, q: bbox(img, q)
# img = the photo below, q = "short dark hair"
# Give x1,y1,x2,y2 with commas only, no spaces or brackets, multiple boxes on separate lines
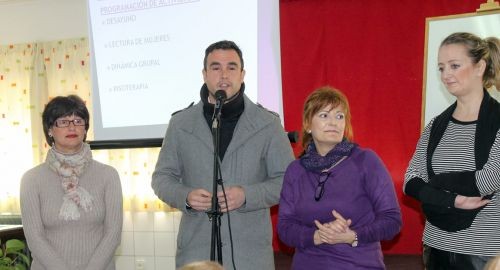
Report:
42,95,90,145
203,40,244,71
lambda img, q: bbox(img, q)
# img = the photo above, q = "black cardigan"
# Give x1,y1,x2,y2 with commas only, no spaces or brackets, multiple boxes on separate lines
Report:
406,89,500,232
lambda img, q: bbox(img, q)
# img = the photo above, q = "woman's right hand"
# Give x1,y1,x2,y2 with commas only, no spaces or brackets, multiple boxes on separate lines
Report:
454,195,490,209
326,210,352,233
313,210,354,245
313,221,356,245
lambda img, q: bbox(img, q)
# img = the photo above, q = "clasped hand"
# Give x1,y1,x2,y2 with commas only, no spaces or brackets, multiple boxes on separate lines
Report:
314,210,355,245
187,186,245,213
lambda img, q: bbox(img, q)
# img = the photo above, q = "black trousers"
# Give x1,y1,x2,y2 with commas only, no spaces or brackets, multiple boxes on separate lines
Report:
424,245,492,270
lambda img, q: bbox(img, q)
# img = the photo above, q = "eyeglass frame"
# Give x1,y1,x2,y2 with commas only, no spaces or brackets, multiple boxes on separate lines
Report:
315,171,331,201
54,118,86,128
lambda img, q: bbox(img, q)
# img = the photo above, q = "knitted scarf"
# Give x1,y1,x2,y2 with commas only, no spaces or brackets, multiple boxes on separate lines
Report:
46,143,94,221
300,139,356,172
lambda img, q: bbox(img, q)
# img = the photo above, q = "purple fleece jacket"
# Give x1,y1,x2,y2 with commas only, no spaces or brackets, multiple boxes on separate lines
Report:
278,146,402,270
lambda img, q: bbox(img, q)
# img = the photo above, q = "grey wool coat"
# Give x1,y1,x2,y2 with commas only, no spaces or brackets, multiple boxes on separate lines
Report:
152,94,294,270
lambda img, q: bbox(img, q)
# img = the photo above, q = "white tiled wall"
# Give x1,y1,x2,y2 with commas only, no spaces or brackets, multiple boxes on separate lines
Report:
115,211,181,270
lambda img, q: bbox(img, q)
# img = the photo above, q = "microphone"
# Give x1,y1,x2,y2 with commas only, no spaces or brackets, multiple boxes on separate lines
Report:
213,90,227,120
286,131,299,143
215,89,227,102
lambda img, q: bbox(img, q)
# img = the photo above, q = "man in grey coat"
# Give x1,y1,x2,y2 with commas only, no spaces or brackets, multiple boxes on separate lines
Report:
151,40,294,270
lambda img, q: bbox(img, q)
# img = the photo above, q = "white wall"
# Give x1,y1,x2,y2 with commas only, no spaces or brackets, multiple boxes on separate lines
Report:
117,211,179,270
0,0,88,45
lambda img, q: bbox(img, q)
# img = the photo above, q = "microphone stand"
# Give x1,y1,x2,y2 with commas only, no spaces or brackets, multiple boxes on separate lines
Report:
208,98,224,265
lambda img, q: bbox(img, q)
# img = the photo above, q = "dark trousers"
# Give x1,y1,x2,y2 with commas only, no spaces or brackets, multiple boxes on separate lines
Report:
423,245,492,270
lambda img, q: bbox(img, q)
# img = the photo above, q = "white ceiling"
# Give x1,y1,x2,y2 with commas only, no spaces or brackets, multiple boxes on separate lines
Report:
0,0,88,45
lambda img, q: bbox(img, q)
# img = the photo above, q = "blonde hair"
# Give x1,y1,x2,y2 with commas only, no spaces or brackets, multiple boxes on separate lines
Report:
301,86,353,149
485,36,500,91
441,32,500,89
485,255,500,270
178,261,224,270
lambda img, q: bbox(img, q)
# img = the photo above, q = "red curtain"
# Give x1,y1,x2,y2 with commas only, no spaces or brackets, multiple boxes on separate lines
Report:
276,0,485,254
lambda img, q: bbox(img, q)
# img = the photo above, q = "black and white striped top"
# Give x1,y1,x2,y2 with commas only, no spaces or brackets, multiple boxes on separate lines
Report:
404,118,500,256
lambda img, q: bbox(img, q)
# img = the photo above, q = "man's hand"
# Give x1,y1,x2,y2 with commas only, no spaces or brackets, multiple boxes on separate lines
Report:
187,189,212,211
217,186,246,212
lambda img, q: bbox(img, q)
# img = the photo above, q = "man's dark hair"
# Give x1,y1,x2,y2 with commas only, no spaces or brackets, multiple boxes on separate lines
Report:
203,40,244,71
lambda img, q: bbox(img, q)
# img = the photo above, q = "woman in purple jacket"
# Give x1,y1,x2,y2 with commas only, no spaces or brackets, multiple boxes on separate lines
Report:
278,86,402,269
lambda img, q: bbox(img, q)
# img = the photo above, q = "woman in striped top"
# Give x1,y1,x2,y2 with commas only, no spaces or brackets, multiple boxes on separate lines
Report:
404,32,500,270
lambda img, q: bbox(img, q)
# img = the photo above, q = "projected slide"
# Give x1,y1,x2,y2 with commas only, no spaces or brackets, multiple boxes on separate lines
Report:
88,0,282,141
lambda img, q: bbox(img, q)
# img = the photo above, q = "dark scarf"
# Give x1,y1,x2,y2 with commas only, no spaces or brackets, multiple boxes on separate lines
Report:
423,89,500,232
300,139,356,172
201,83,245,160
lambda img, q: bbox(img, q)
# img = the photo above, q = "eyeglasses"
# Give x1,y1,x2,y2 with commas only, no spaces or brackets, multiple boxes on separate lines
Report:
315,171,331,201
54,119,86,128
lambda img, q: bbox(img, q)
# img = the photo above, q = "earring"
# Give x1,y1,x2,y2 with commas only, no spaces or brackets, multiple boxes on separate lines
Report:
307,130,312,134
49,133,53,137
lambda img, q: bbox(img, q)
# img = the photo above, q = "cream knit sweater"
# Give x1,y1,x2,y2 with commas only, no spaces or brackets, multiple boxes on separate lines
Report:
20,159,123,270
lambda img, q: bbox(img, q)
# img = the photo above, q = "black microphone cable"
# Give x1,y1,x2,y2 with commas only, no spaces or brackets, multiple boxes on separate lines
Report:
216,159,237,270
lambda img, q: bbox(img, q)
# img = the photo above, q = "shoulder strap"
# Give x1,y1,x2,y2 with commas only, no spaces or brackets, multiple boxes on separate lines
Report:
171,102,194,116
